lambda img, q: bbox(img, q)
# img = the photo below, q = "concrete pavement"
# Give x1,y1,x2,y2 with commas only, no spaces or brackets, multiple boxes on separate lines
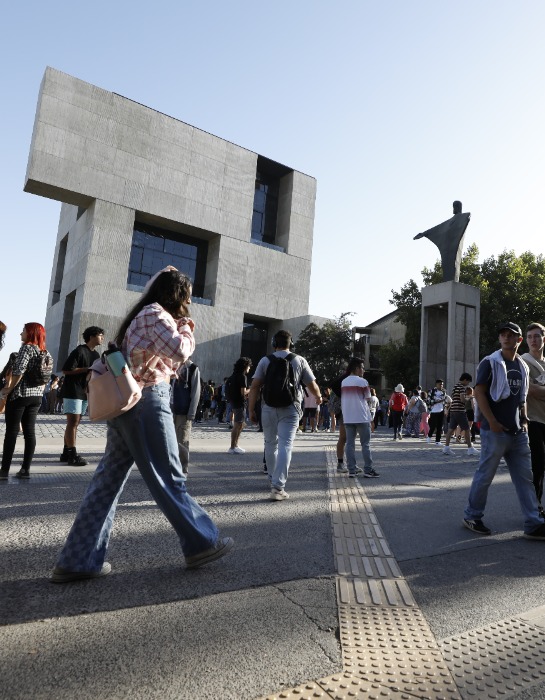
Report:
3,418,545,698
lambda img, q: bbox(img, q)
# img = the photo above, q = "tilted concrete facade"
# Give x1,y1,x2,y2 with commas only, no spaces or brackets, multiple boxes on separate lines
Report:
25,68,322,380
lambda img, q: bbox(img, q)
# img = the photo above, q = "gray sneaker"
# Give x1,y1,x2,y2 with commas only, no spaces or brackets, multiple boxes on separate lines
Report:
336,464,348,473
186,537,234,568
51,562,112,583
348,467,364,478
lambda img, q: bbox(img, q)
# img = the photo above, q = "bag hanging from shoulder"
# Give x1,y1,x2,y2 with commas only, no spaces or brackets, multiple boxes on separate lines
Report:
87,346,157,422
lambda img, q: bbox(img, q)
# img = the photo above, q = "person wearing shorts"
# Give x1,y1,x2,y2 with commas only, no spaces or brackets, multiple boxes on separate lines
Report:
302,391,319,432
442,373,479,456
61,326,104,466
227,357,252,455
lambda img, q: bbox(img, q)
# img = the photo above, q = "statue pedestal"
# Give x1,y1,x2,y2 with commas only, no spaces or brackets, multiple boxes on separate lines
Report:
419,282,480,392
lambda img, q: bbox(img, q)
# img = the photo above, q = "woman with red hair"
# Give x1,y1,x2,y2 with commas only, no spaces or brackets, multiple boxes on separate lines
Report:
0,322,52,480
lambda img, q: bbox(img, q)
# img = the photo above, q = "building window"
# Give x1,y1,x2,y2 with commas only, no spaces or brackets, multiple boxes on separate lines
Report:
52,233,68,305
252,173,279,245
127,223,207,297
251,156,291,248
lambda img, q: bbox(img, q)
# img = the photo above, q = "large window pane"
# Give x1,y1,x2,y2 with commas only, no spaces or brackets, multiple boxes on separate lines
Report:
127,223,208,297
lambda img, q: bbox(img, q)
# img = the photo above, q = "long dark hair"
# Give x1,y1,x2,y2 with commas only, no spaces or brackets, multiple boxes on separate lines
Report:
233,357,252,374
115,270,192,346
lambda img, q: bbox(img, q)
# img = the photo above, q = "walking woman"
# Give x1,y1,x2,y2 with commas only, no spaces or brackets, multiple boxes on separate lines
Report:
51,268,233,582
0,323,49,479
389,384,408,440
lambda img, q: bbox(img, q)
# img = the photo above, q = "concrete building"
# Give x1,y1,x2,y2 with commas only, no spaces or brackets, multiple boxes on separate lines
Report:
24,68,324,380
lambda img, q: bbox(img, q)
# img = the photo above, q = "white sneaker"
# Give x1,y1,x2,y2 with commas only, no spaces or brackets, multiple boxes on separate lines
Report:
270,488,289,500
426,437,432,444
467,447,479,456
228,446,245,455
442,446,454,455
434,441,443,447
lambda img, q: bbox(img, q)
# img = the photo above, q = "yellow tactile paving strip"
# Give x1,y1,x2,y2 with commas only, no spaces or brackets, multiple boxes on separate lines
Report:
258,447,461,700
257,445,545,699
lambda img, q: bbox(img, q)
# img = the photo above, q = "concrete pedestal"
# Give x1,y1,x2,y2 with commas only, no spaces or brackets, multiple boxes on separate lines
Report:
419,282,480,393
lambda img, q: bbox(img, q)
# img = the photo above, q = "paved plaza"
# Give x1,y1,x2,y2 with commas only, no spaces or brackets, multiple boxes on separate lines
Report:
3,417,545,699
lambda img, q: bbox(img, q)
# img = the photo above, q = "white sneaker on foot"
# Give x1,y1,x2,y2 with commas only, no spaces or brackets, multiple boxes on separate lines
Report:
426,437,432,443
467,446,479,456
442,446,454,455
270,488,289,500
228,446,245,454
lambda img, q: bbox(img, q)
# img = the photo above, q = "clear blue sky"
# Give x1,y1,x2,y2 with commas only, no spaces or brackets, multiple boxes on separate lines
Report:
2,1,545,367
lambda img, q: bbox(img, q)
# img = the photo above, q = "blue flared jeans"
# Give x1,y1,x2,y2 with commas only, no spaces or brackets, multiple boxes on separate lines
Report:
56,382,218,572
464,429,542,533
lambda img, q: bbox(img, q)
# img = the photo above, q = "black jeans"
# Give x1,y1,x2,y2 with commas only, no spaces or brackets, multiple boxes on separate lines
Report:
391,410,403,435
528,420,545,504
1,396,41,472
428,411,444,443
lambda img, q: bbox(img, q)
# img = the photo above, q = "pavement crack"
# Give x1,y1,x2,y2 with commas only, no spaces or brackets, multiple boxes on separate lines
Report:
272,583,340,665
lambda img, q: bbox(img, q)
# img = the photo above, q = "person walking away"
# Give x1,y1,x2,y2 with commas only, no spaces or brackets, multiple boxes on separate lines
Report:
227,357,252,454
171,358,200,475
248,330,321,500
341,358,379,478
51,268,233,582
60,326,104,466
404,389,425,437
427,379,446,445
389,384,407,440
442,373,479,456
320,388,331,431
202,380,213,420
0,323,53,480
521,322,545,517
463,321,545,539
302,389,319,432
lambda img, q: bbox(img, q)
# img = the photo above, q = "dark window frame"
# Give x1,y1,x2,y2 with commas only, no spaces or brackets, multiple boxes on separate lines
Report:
127,222,208,297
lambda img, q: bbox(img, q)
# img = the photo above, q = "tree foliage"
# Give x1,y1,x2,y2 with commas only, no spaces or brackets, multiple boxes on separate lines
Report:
294,313,354,386
382,245,545,387
379,340,420,391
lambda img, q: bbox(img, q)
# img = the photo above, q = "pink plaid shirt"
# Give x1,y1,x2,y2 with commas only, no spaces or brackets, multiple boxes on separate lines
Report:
122,303,195,387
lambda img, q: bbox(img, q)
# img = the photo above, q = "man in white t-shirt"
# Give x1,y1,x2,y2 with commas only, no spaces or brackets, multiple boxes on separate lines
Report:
341,358,379,478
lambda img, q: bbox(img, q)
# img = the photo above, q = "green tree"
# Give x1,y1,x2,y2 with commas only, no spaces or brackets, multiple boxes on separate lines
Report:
379,340,420,390
294,313,354,386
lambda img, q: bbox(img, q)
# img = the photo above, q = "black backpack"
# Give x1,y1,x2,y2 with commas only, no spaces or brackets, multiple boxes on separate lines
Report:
25,350,54,387
172,364,197,415
262,353,297,408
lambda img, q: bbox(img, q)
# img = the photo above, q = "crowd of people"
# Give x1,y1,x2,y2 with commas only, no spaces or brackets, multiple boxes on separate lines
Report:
3,278,545,580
